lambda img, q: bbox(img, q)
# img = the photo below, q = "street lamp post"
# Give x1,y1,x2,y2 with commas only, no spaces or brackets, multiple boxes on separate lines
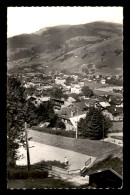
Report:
76,107,78,139
103,119,104,141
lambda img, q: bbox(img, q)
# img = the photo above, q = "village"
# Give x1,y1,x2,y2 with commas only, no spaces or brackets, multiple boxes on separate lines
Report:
11,66,123,140
6,7,124,188
7,67,123,188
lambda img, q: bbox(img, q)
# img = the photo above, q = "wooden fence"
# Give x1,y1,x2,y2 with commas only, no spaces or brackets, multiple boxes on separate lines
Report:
85,158,91,166
68,169,81,175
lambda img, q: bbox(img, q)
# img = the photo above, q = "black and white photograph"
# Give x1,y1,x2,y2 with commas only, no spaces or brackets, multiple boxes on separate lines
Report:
7,6,123,189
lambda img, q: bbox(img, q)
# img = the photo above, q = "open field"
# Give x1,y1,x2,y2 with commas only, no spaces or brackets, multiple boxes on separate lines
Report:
94,89,122,97
28,130,122,160
95,86,122,92
84,80,109,89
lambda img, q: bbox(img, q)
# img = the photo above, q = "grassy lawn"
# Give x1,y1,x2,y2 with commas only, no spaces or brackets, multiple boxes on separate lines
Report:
28,130,122,160
94,89,122,97
111,122,123,132
7,178,88,189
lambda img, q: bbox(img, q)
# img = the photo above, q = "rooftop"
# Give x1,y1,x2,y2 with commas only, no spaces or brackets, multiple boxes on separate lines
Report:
70,114,86,128
98,101,111,108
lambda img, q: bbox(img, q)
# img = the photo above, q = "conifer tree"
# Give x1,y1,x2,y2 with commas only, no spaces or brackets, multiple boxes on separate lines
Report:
78,107,112,139
7,76,27,167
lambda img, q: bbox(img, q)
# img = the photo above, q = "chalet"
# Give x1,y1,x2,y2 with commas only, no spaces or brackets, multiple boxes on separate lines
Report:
38,122,50,128
106,76,112,80
57,104,87,131
116,102,123,108
71,75,78,81
71,85,81,94
24,82,35,88
27,96,50,107
95,75,100,79
62,86,71,93
106,106,123,121
74,102,88,112
85,99,98,108
58,115,74,131
63,75,68,79
70,114,86,129
79,81,84,86
101,79,106,84
95,101,111,109
55,78,66,86
51,98,64,111
87,168,122,188
67,97,76,103
61,101,73,108
27,96,37,106
40,97,50,102
43,86,53,90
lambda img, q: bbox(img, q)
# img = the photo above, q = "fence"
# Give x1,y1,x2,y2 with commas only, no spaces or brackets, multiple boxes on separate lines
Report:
85,158,91,166
68,169,81,175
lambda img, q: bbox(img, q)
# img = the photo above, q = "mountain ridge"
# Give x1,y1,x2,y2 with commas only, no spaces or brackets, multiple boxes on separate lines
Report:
7,21,123,75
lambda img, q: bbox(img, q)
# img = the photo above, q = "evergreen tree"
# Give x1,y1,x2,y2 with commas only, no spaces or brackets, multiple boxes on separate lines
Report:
78,107,112,140
86,109,103,139
26,100,38,126
51,87,63,99
7,76,27,167
81,86,94,97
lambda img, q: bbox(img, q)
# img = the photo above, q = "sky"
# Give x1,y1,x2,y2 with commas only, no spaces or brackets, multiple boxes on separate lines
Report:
7,7,123,38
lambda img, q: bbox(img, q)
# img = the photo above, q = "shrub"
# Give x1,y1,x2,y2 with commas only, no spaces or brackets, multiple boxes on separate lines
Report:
29,170,48,179
36,160,66,169
7,168,48,180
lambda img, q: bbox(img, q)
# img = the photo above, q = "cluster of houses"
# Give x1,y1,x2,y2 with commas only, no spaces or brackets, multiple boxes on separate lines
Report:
16,71,123,132
26,93,123,132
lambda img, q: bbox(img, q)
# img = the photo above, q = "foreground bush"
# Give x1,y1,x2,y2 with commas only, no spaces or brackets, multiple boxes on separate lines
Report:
8,168,48,180
35,160,66,169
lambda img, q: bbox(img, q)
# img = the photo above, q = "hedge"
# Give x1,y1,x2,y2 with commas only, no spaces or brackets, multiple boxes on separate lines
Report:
7,168,48,180
32,126,76,138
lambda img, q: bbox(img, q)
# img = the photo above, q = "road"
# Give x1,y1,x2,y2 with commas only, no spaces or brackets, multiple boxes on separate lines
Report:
108,132,123,137
102,132,123,146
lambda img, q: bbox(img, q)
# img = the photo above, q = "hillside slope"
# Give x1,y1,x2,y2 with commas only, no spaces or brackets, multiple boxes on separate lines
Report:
7,21,123,75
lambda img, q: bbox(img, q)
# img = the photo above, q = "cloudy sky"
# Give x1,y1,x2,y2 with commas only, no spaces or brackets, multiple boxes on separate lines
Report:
7,7,123,37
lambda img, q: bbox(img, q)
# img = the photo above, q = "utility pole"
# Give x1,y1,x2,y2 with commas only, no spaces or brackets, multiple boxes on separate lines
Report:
103,119,104,141
76,107,78,139
25,122,30,171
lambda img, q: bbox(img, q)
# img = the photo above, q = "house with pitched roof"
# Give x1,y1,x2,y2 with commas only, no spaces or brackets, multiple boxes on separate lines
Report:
57,104,87,131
